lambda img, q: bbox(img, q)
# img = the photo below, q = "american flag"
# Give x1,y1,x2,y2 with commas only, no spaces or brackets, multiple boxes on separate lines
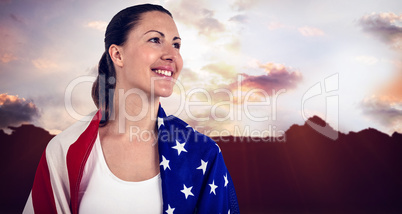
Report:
23,104,239,214
157,105,239,213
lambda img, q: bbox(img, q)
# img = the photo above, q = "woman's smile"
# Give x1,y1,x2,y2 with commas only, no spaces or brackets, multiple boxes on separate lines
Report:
151,65,175,78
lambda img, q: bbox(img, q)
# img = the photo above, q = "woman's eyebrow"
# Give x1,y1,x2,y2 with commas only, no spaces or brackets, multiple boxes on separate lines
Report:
144,30,181,41
144,30,165,37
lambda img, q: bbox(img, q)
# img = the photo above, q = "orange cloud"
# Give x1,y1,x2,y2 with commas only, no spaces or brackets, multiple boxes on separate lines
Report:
180,62,302,103
0,93,39,129
31,58,58,70
378,62,402,101
0,53,17,63
201,62,237,79
359,12,402,49
231,62,302,93
361,95,402,133
360,12,402,132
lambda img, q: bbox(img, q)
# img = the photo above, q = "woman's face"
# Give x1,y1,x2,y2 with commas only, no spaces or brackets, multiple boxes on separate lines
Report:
115,11,183,98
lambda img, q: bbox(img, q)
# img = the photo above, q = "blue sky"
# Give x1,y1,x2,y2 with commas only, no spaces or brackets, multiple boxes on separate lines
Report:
0,0,401,137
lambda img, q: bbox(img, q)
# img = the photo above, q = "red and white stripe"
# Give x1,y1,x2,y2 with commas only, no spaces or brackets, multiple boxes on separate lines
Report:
23,110,102,214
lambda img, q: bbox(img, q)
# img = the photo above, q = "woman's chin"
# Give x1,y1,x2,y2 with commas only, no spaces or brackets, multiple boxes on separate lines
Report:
154,88,174,98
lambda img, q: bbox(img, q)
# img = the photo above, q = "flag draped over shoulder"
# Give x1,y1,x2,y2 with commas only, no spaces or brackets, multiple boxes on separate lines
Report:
157,105,239,214
23,105,239,214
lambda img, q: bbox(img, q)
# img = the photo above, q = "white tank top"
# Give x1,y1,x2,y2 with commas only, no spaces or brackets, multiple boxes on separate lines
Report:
79,133,163,214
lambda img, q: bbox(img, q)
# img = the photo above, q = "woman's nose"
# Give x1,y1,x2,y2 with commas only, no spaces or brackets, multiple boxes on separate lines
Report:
161,45,178,62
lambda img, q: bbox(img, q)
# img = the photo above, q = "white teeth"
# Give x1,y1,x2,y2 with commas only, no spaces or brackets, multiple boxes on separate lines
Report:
153,69,172,77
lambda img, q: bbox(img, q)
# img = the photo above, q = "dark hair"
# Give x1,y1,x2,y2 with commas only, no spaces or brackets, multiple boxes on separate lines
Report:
91,4,172,126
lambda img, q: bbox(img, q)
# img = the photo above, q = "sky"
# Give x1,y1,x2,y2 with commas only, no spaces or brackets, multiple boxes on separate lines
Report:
0,0,401,138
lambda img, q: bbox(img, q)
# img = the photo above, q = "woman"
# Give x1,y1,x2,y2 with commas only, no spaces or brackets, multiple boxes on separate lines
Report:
24,4,239,214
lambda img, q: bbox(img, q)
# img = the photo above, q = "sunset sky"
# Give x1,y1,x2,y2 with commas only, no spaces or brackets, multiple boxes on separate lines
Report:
1,0,401,137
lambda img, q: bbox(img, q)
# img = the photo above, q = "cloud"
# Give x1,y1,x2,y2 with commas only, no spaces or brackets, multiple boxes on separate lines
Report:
361,96,402,133
230,62,302,96
0,53,17,63
31,58,58,70
0,93,39,129
175,67,205,94
231,0,258,11
86,21,108,31
167,1,225,38
201,62,237,79
378,62,402,100
298,26,325,37
179,62,302,104
177,62,237,93
267,23,325,37
229,14,248,23
196,9,225,36
359,12,402,49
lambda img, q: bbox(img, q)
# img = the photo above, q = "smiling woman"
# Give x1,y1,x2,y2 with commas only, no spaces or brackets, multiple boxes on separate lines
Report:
23,4,239,214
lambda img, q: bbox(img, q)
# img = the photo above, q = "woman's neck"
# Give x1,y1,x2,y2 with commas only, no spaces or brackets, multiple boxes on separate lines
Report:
104,87,160,141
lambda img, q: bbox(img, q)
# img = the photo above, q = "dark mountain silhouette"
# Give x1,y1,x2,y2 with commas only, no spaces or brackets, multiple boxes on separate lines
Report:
1,117,402,213
214,116,402,214
0,124,54,214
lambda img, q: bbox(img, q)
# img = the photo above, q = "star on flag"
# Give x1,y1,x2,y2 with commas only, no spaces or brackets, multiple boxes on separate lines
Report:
165,204,175,214
197,160,208,175
158,117,164,129
181,184,194,199
172,140,187,156
224,174,229,187
209,180,218,195
160,155,170,170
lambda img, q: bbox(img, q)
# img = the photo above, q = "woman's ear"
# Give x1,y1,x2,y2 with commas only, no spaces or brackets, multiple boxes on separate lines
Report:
108,44,124,67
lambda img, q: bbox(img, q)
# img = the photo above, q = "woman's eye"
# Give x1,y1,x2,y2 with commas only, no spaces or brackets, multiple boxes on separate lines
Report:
173,43,181,49
149,37,161,43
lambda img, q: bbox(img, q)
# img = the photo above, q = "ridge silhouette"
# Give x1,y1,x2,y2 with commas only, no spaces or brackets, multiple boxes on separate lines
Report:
0,124,53,214
214,116,402,213
1,117,401,213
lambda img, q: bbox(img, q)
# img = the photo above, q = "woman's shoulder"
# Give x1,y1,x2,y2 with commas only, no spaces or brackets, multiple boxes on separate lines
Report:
46,111,98,156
